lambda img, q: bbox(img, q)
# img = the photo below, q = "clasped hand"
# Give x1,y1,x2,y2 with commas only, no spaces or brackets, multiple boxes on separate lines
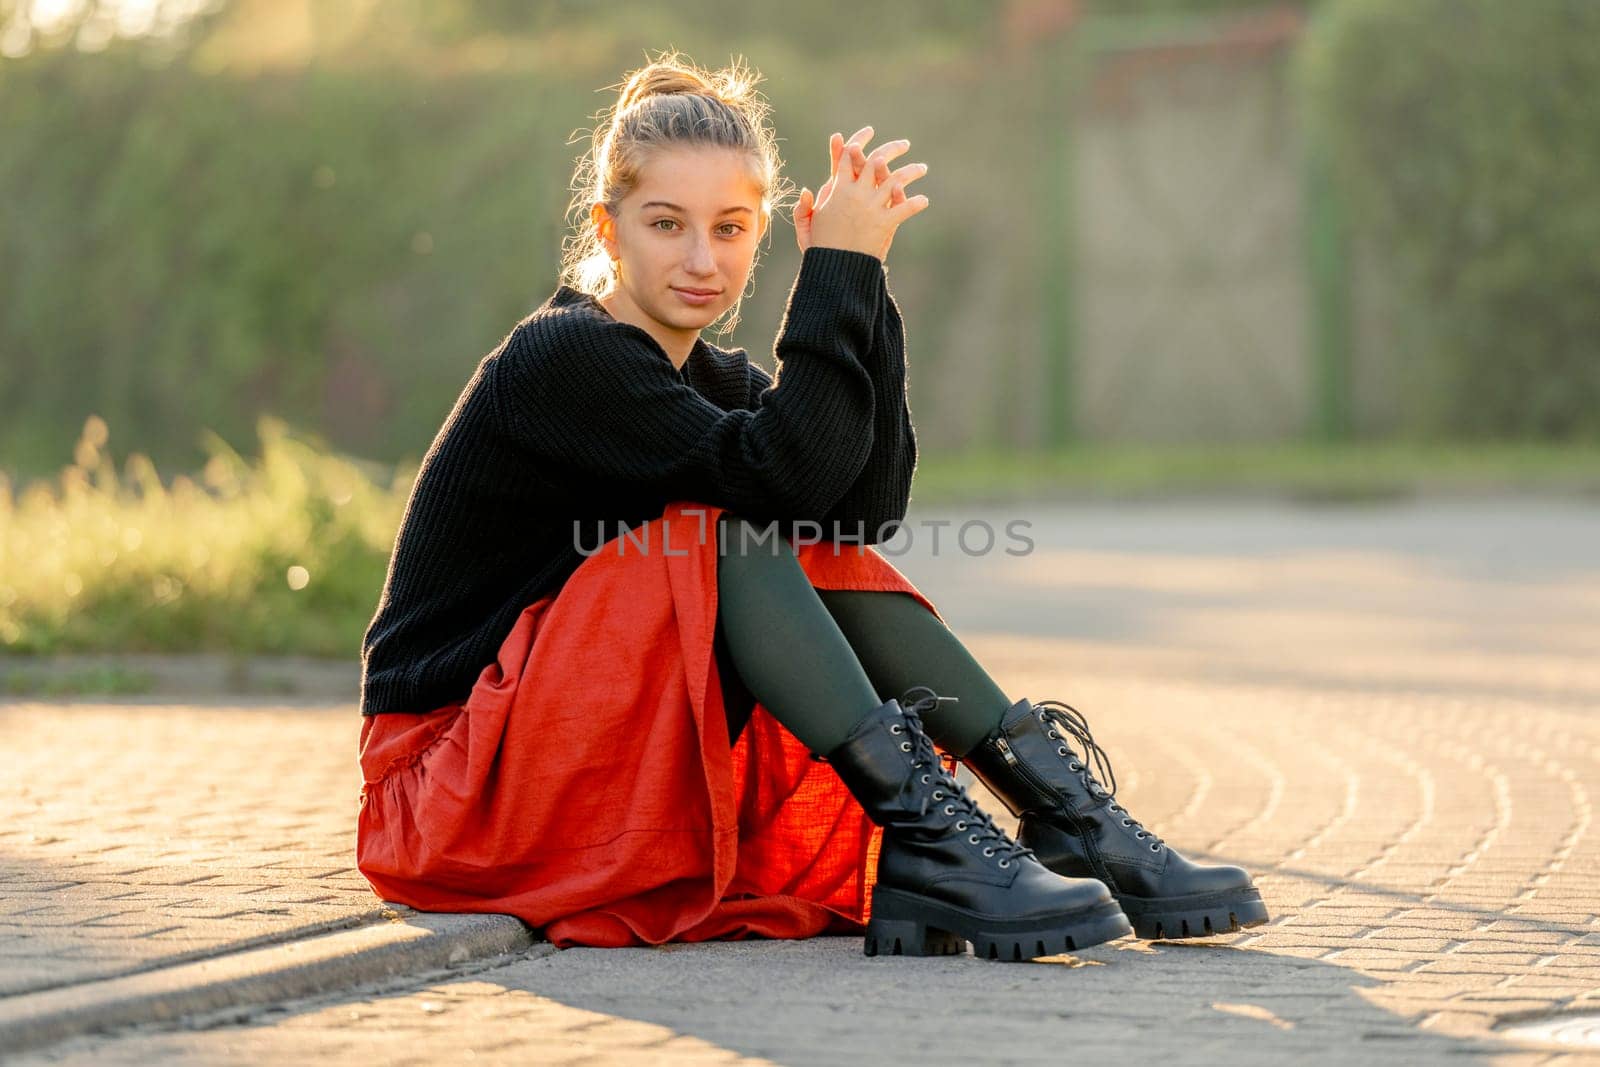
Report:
794,125,930,262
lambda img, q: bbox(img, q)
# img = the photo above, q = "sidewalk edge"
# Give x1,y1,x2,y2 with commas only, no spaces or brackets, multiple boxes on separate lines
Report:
0,911,536,1055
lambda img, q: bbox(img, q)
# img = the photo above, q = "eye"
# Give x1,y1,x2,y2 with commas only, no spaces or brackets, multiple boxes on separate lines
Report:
651,219,677,232
717,223,744,236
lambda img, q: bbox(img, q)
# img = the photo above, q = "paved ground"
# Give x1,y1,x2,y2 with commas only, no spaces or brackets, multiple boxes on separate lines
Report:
5,496,1600,1064
0,700,380,998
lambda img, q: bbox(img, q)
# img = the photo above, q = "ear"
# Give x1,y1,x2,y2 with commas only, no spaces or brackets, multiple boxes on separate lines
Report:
590,203,618,258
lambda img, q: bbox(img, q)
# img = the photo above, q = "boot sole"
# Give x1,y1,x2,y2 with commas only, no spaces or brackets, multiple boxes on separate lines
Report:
863,885,1133,962
1116,886,1270,940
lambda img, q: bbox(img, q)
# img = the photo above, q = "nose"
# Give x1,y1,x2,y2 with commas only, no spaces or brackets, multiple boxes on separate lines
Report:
684,234,716,277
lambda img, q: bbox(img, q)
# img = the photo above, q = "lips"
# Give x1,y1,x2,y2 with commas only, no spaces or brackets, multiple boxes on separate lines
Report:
673,287,721,296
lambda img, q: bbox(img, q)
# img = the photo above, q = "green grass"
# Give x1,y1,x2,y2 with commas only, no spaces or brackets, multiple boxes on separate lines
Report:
911,442,1600,504
0,415,409,659
3,417,1598,660
0,662,154,698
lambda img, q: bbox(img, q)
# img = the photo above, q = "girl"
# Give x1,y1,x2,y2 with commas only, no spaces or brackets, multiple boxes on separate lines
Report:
355,52,1266,962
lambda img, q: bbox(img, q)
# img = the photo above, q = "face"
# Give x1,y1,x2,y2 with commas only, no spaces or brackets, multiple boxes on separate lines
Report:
591,146,768,355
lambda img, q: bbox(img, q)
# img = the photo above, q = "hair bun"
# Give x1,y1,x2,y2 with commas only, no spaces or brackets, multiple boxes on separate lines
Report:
614,50,761,115
616,62,714,114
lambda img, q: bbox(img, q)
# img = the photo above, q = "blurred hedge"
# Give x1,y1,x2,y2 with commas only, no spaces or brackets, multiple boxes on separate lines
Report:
6,0,1599,484
1303,0,1600,439
0,44,587,474
0,17,1059,477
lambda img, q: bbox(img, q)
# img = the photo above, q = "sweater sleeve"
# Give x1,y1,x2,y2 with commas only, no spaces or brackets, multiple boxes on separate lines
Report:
498,246,885,524
748,283,916,544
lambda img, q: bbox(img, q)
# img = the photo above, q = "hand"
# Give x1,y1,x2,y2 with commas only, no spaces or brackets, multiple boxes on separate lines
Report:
795,125,930,260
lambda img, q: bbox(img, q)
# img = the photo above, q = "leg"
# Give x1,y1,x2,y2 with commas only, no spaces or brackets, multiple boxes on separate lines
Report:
816,589,1012,758
713,514,882,753
712,513,1131,960
712,605,757,745
811,588,1268,940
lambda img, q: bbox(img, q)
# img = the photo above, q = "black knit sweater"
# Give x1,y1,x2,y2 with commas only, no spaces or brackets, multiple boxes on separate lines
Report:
359,246,916,716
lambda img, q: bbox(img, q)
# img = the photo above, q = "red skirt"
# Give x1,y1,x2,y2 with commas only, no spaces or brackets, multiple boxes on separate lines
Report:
356,500,946,948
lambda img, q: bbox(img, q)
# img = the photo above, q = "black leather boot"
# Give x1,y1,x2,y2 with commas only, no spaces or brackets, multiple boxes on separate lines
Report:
822,689,1131,961
963,696,1270,940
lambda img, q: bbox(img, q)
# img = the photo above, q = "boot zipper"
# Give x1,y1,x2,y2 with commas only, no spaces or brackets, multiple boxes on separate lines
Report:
990,735,1115,888
994,737,1059,802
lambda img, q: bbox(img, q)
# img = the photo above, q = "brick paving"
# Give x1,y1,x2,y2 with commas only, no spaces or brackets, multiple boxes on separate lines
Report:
6,499,1600,1064
0,701,379,996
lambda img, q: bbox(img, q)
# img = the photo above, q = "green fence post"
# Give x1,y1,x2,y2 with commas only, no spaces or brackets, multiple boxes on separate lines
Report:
1041,32,1081,449
1304,127,1350,443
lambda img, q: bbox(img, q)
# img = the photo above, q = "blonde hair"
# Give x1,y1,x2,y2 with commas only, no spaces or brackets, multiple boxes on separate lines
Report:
562,50,795,336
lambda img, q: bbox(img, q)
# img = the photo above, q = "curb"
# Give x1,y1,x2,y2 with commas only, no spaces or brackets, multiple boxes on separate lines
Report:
0,652,358,702
0,909,539,1055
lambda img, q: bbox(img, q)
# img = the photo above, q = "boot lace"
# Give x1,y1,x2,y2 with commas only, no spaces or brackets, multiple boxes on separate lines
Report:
898,686,1033,868
1035,699,1165,853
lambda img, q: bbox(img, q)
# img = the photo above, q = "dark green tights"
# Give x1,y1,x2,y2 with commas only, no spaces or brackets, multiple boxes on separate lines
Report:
711,513,1014,756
